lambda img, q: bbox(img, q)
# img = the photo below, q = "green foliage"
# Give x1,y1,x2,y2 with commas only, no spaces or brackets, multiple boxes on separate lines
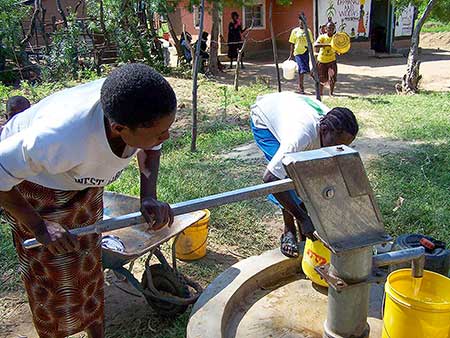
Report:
42,14,93,81
394,0,450,23
0,0,30,83
86,0,165,68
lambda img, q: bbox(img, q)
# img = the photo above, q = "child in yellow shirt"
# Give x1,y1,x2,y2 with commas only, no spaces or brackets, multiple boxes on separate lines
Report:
289,16,314,94
314,22,338,96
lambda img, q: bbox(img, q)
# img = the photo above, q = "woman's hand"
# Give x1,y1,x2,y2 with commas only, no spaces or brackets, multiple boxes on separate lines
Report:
34,220,80,255
141,197,174,231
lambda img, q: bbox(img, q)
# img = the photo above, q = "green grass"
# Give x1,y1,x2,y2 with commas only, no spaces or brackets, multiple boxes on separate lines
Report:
108,122,276,256
324,92,450,141
368,143,450,241
422,20,450,33
1,77,449,337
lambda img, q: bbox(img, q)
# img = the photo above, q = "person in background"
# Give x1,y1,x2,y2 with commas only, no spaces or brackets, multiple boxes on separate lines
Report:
156,18,171,67
6,95,30,120
193,31,210,72
250,92,358,257
0,64,175,338
227,12,247,69
314,21,338,96
288,15,314,94
180,32,193,64
195,31,210,60
1,96,31,137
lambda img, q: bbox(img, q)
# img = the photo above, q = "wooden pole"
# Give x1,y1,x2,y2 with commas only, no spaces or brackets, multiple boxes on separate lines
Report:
191,0,206,152
299,12,321,101
209,0,220,75
234,19,254,91
269,0,281,92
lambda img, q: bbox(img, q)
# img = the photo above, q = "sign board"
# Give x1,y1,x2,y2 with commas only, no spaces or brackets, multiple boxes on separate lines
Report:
395,5,415,37
318,0,372,40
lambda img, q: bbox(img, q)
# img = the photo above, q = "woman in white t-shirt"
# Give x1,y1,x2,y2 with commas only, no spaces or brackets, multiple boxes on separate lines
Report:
250,92,359,258
0,64,176,338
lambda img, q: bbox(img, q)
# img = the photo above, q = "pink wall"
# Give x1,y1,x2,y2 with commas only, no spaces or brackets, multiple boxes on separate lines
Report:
169,0,213,42
175,0,315,56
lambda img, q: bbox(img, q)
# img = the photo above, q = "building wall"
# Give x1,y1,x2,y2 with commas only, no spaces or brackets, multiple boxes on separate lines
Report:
272,0,315,51
174,0,410,58
169,1,213,42
222,0,314,57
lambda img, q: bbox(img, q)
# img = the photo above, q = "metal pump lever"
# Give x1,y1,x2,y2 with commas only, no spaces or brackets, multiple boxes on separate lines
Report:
23,179,295,249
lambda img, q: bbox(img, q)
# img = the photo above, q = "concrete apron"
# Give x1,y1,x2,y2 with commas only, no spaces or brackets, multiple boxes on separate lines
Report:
187,246,384,338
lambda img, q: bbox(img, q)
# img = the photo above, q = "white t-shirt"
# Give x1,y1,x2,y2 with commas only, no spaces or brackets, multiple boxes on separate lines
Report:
0,79,160,192
251,92,330,179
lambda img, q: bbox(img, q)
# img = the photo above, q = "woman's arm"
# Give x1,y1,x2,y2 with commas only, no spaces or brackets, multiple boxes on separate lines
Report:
0,188,79,254
137,149,174,229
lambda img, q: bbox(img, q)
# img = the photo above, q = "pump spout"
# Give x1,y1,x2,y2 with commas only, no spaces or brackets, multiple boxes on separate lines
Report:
372,247,425,278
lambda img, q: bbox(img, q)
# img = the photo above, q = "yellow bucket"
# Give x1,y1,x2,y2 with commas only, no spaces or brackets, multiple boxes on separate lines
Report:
301,238,331,287
383,269,450,338
175,209,210,261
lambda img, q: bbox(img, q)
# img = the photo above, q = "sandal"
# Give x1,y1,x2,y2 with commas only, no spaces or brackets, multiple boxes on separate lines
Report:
280,232,299,258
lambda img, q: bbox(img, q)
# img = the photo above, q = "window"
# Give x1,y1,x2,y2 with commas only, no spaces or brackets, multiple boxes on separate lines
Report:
243,1,265,29
193,6,201,29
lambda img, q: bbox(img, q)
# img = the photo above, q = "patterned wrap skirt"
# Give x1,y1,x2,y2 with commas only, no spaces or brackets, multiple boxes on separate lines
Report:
4,181,104,338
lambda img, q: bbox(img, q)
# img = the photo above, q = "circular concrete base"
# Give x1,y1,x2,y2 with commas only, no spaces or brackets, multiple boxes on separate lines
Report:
188,247,384,338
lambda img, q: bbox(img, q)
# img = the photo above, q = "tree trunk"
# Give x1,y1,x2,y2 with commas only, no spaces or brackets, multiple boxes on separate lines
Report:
38,0,50,53
397,0,435,94
209,0,220,76
55,0,68,28
191,0,206,152
299,12,320,101
21,0,40,45
269,0,281,92
166,10,183,58
234,20,254,91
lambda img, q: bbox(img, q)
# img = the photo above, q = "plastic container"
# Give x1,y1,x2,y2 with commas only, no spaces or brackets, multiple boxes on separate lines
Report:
175,209,210,261
383,269,450,338
302,238,331,287
168,46,178,68
281,60,297,80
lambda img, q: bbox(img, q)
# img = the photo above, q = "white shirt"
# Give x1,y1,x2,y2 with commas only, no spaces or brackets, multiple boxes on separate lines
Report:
0,79,159,192
251,92,330,179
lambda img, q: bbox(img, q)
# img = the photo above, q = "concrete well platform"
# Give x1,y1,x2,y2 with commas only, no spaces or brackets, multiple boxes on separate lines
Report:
187,247,384,338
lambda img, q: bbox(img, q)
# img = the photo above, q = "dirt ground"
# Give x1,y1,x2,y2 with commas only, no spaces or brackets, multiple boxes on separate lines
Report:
1,242,243,338
211,32,450,96
1,33,450,338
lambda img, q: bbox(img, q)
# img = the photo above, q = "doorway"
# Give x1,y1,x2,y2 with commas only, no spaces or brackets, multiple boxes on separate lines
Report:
370,0,390,52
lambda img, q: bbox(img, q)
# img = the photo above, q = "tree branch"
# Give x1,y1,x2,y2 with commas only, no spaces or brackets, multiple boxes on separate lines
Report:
234,19,254,91
55,0,68,28
21,0,40,45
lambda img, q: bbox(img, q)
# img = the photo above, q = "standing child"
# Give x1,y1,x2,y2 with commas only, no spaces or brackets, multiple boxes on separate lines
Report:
314,22,338,96
289,15,314,94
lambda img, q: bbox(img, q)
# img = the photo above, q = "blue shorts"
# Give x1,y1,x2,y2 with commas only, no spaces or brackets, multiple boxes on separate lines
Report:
250,120,302,208
295,52,310,74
